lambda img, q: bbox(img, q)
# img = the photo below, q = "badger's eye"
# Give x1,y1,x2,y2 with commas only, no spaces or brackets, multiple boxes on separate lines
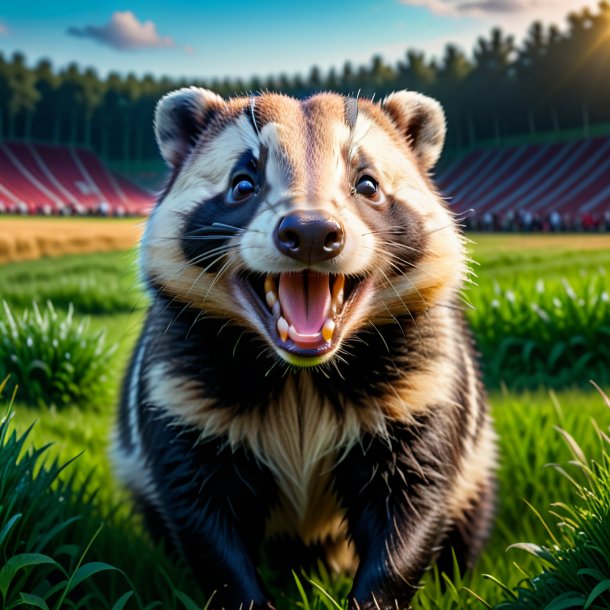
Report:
229,175,256,203
355,175,380,201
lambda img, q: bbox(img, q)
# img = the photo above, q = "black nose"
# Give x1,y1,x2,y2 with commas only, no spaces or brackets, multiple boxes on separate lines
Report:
274,210,345,264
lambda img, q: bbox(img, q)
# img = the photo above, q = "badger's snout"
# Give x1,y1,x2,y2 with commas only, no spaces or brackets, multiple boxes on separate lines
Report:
274,210,345,264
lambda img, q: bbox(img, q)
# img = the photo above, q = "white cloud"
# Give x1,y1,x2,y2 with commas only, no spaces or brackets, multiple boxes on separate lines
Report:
67,11,176,51
400,0,597,19
399,0,600,50
0,21,8,36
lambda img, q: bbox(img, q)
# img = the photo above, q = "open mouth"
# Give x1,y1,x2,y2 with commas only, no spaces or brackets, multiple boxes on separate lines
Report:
234,270,369,363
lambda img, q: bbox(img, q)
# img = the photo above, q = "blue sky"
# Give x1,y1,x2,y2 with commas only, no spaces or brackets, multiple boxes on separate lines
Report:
0,0,599,80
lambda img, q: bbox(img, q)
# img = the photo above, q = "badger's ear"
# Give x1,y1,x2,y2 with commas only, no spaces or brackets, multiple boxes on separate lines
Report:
154,87,226,168
382,91,446,171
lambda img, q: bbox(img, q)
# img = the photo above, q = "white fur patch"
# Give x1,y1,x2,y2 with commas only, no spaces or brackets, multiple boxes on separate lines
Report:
239,119,376,276
180,115,260,190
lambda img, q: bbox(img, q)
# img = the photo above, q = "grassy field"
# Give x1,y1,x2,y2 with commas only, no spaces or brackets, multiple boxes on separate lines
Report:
1,230,609,609
465,237,610,389
9,387,609,609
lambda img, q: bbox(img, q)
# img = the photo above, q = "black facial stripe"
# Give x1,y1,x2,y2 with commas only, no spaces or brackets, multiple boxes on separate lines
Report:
352,151,378,177
358,197,428,276
386,199,428,273
180,192,258,273
180,148,264,272
245,98,262,135
233,148,259,176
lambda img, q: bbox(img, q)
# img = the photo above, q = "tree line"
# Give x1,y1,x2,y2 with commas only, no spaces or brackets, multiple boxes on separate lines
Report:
0,1,609,164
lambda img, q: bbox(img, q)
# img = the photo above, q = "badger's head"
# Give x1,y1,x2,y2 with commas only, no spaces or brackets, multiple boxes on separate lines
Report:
142,88,465,367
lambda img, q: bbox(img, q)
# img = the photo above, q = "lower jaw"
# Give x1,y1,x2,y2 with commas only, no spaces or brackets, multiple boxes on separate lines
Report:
274,345,337,367
271,325,343,367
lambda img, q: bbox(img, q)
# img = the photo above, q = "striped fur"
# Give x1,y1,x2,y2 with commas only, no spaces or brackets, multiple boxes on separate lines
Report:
113,89,496,610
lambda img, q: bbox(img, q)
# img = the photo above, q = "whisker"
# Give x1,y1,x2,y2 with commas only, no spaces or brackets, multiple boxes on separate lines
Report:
425,222,455,235
382,302,406,337
374,252,433,319
368,320,390,354
217,319,233,335
171,235,242,242
374,239,425,257
377,268,424,342
186,253,231,296
360,242,443,285
211,222,249,232
260,195,284,219
186,309,210,339
232,331,246,358
204,258,233,301
176,246,235,275
163,301,192,335
360,229,413,237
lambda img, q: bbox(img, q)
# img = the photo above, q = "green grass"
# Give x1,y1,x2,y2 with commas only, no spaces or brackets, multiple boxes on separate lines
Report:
466,275,610,388
0,234,609,608
463,234,610,389
0,383,202,610
404,387,610,610
9,381,610,609
0,302,118,409
469,235,610,283
0,251,146,315
491,388,610,610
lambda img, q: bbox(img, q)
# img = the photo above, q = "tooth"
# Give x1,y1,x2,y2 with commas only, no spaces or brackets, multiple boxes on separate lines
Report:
332,275,345,306
265,275,276,294
272,301,281,319
322,319,335,342
277,317,289,341
266,291,277,308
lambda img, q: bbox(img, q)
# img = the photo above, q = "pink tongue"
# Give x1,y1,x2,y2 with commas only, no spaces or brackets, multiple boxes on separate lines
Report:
279,272,331,336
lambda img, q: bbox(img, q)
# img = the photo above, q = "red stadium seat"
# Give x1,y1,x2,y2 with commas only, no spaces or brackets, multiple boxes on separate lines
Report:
0,141,155,216
437,136,610,229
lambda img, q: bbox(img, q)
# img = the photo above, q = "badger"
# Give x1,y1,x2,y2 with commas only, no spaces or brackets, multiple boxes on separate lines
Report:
113,88,496,610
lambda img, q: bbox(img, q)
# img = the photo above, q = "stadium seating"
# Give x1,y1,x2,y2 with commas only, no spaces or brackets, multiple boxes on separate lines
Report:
2,136,609,230
0,141,155,216
438,135,610,230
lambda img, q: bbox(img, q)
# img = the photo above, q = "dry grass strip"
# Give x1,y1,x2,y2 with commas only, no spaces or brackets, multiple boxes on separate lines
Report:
0,217,144,263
